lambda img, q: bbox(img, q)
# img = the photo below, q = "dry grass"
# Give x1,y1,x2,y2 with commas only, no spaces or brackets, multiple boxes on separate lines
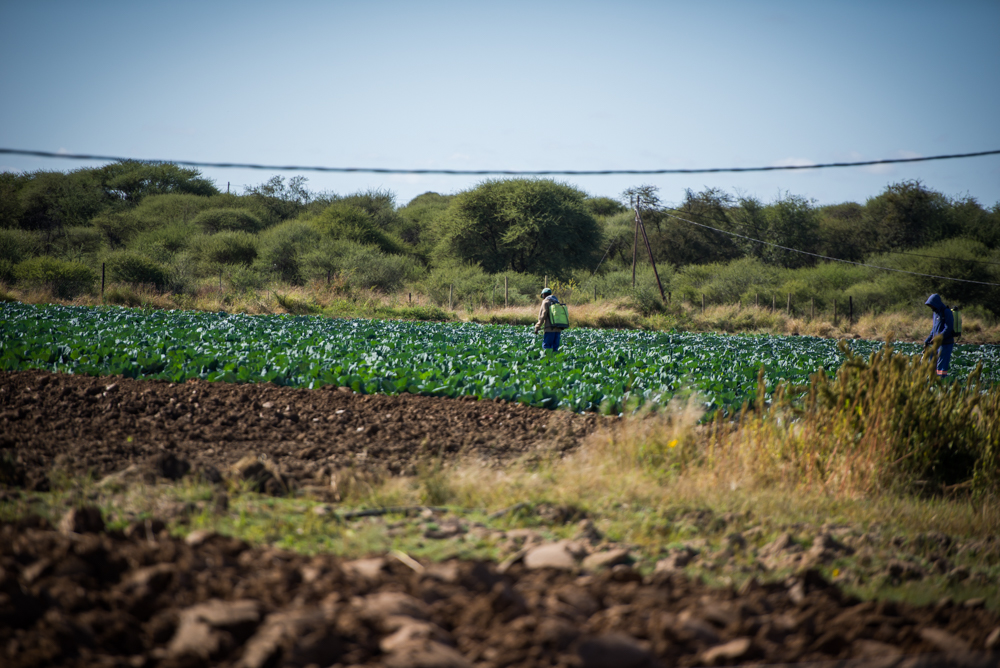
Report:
4,280,998,343
345,389,1000,546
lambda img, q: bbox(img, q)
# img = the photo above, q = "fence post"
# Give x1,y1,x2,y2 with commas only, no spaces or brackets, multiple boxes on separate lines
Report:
668,291,671,304
701,294,705,313
101,262,105,299
505,275,508,308
849,296,853,326
755,293,758,308
449,285,453,311
833,300,837,326
787,293,791,316
408,292,412,304
811,297,814,320
544,275,548,288
771,295,775,313
219,270,223,293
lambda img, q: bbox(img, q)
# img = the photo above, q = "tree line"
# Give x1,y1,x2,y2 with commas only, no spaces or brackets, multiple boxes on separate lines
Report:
1,160,998,315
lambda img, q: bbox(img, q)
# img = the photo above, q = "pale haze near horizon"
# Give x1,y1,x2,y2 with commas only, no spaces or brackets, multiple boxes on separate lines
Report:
1,1,998,209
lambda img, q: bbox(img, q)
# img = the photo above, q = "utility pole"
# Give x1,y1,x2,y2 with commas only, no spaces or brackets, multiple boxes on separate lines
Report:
631,196,639,288
632,195,667,303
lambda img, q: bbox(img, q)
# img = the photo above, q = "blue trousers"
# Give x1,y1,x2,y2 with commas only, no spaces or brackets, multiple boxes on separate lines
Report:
542,331,561,352
937,343,954,374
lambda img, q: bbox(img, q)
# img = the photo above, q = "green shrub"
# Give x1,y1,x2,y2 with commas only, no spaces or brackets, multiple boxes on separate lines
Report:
91,210,144,248
13,256,96,298
301,239,424,292
0,259,14,284
416,263,540,308
196,231,259,266
133,193,216,227
103,250,172,290
0,228,43,264
227,264,267,291
254,220,321,284
309,202,407,255
52,226,104,261
192,208,265,234
129,221,199,262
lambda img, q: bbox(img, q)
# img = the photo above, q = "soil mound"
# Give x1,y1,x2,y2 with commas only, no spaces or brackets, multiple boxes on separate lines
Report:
1,370,602,491
3,519,998,667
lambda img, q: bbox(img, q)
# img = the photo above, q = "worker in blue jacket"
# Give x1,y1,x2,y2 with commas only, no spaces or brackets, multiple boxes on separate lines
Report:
923,293,955,376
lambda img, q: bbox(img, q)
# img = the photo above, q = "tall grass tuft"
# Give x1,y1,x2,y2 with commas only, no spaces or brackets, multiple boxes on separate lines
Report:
715,338,1000,497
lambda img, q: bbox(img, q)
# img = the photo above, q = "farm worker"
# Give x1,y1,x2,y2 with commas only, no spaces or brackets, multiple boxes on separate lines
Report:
533,287,562,353
923,293,956,376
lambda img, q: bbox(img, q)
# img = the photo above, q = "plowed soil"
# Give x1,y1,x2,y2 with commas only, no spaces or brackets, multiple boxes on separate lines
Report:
3,369,1000,667
1,369,602,490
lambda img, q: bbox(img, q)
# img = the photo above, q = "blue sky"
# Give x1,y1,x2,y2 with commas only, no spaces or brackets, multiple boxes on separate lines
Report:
2,1,998,208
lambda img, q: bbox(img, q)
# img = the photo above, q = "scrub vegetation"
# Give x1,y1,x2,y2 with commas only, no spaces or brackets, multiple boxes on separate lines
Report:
1,162,998,340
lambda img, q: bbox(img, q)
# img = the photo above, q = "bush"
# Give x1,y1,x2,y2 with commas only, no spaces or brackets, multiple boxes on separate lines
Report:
192,208,265,234
194,231,259,267
0,259,14,284
416,263,540,308
309,202,407,255
0,228,43,264
433,178,602,276
91,210,144,248
51,226,104,261
132,193,216,228
103,250,172,290
13,256,96,298
301,239,424,292
129,221,200,262
254,220,321,284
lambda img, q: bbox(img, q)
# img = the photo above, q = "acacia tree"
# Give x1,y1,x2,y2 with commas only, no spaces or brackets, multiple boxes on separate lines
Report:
863,180,953,251
94,161,218,206
433,179,601,277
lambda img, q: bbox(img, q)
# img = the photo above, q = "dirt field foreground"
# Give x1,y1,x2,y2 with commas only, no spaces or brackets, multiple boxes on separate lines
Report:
3,369,1000,667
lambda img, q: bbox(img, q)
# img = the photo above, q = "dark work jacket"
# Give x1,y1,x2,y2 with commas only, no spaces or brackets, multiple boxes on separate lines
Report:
924,293,955,346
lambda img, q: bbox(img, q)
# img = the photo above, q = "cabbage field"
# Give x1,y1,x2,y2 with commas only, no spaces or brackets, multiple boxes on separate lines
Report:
3,303,998,413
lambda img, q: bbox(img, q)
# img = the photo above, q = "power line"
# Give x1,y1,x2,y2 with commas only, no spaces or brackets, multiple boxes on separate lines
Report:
2,147,999,176
660,207,1000,287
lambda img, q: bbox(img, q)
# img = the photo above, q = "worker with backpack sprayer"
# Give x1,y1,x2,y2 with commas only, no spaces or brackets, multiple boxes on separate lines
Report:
534,287,569,353
924,293,959,376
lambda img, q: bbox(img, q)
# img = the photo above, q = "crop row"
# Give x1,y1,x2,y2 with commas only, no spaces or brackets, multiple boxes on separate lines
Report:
2,304,998,413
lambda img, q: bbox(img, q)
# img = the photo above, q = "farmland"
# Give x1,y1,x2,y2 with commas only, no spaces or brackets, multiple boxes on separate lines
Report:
3,303,1000,666
4,303,999,415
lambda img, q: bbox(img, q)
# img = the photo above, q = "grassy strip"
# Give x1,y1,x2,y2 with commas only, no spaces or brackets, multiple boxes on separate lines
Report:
3,466,997,609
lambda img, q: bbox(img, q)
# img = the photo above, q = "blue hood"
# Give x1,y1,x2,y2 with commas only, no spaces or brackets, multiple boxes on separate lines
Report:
925,293,946,311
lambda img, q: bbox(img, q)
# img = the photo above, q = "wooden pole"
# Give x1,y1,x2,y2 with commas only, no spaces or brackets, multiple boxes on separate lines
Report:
594,285,597,302
834,300,837,326
849,296,853,326
755,293,758,308
219,270,223,293
787,293,791,316
408,292,411,304
771,295,775,313
101,262,105,298
701,294,705,313
449,285,453,310
631,200,639,288
634,202,667,303
504,275,508,308
810,297,814,320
